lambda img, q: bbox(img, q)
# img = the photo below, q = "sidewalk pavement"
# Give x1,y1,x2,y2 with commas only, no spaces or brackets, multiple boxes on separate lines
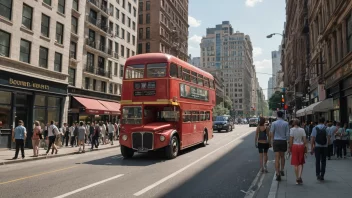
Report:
273,153,352,198
0,141,120,166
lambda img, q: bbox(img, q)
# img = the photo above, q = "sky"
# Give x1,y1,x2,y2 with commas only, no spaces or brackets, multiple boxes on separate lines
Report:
187,0,286,100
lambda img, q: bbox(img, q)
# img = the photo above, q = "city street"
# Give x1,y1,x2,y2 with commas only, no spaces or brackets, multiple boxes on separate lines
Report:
0,125,271,198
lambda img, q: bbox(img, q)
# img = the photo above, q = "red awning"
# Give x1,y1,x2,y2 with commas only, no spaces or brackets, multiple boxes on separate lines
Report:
98,100,121,115
73,96,110,115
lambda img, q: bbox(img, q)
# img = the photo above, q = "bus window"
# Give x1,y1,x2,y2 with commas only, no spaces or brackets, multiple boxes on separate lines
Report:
209,80,215,89
191,72,197,84
183,111,191,122
198,75,203,86
125,65,144,79
200,111,206,121
183,69,190,82
147,63,167,78
170,63,178,78
191,111,199,122
122,106,142,124
204,78,209,87
177,65,182,78
205,111,210,120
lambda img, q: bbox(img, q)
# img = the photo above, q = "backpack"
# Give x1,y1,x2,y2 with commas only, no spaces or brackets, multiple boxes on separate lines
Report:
315,126,327,145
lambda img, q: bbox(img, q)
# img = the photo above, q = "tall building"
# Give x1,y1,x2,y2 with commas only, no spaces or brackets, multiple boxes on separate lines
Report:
268,77,273,99
190,57,200,67
0,0,137,148
271,48,281,88
200,21,254,117
137,0,189,61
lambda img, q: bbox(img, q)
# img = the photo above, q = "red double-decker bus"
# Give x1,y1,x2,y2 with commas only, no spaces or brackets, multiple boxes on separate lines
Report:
119,53,216,159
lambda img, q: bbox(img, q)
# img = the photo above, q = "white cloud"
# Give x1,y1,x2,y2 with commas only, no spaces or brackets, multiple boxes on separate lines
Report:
253,47,263,57
254,59,272,100
254,59,271,70
188,16,201,27
245,0,263,7
188,35,202,44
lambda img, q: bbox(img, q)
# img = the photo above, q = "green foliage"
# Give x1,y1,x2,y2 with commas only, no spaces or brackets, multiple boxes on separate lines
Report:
269,91,282,110
223,96,233,111
213,102,230,116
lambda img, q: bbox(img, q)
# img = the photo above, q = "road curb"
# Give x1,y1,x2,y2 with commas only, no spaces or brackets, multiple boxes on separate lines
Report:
0,145,120,166
267,172,279,198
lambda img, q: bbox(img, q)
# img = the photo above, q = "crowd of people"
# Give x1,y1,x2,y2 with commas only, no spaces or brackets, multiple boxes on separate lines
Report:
254,112,352,185
11,120,120,159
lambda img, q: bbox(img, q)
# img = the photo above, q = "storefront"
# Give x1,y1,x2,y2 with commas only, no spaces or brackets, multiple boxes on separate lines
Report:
0,70,67,148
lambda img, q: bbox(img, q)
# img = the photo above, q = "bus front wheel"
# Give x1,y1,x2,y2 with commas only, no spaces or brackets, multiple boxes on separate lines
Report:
121,145,134,159
166,136,179,159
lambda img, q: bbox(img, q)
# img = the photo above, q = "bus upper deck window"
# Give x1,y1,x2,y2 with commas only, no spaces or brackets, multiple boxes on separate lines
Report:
147,63,167,78
170,63,178,77
125,65,145,79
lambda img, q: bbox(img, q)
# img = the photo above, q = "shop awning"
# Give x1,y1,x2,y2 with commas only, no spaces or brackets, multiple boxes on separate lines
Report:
306,101,322,115
296,108,306,117
313,98,333,112
98,100,121,115
73,96,110,115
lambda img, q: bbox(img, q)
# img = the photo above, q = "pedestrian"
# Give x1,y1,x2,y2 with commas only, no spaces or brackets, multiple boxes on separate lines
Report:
270,111,290,181
78,122,86,153
12,120,27,159
327,121,337,160
74,123,79,146
89,122,95,145
114,121,119,140
32,121,42,157
91,123,100,150
69,123,75,147
347,127,352,157
255,117,270,173
46,120,59,155
108,121,115,145
336,123,347,159
62,123,69,147
310,117,330,181
100,121,105,145
288,119,307,185
340,123,349,159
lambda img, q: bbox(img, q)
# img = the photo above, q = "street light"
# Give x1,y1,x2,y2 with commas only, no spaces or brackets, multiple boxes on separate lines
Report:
266,33,283,38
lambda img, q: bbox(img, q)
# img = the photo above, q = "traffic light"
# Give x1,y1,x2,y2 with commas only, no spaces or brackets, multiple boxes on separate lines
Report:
281,94,285,108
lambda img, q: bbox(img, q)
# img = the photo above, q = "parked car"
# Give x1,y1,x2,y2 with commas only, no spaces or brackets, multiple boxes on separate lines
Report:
213,115,235,132
249,118,259,127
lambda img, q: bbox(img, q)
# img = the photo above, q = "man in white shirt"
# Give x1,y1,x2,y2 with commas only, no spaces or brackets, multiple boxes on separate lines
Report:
46,120,59,155
69,123,75,147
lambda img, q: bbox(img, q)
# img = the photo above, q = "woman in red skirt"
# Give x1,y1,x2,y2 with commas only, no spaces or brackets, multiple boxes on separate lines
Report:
289,119,307,184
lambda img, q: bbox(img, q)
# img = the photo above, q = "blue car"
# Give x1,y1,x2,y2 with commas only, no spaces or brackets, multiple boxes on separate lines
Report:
213,115,235,132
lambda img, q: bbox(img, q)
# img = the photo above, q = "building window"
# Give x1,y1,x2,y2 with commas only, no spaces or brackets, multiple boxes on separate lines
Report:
122,13,125,24
72,0,78,11
54,52,62,72
132,35,135,45
71,16,78,34
121,45,125,57
146,13,150,24
109,83,113,93
41,14,50,37
127,48,130,58
68,68,76,86
138,14,143,24
115,24,119,37
138,43,142,54
39,47,48,68
121,28,125,39
128,2,131,13
132,21,136,30
120,65,124,77
22,4,33,30
0,30,11,57
70,41,77,59
139,28,143,39
0,0,12,20
128,17,131,28
146,1,150,10
20,39,31,63
114,63,118,76
146,42,150,53
122,0,125,8
56,22,64,44
93,79,96,91
133,7,136,17
138,2,143,11
115,42,119,55
85,77,90,89
101,81,106,93
58,0,65,14
43,0,51,6
116,8,120,19
347,14,352,53
127,32,130,43
132,51,135,56
146,27,150,39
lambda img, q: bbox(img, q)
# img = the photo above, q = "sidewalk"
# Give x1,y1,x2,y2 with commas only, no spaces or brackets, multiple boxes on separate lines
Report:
274,154,352,198
0,141,120,166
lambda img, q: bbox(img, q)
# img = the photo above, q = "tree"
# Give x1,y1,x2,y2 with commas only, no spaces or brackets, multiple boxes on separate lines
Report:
269,91,282,110
223,96,233,111
213,102,229,116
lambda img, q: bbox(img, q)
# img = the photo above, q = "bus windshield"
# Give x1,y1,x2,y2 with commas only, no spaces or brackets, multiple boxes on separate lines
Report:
215,116,229,121
125,65,144,79
122,106,142,124
144,106,179,123
147,63,167,78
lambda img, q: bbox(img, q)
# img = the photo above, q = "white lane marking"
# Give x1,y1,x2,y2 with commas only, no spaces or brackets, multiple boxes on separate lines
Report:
53,174,124,198
244,170,262,198
267,172,279,198
133,131,253,196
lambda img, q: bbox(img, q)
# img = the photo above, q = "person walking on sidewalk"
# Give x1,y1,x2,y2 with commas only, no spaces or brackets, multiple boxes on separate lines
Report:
91,123,100,150
108,121,115,145
335,122,344,159
12,120,27,159
77,122,86,153
347,127,352,157
311,117,330,181
69,123,75,147
328,121,337,160
340,123,349,159
270,111,290,181
32,121,42,157
288,119,307,185
46,121,59,155
62,123,69,147
255,117,270,173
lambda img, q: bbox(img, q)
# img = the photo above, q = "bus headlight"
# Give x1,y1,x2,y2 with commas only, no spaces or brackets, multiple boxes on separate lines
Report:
122,135,128,141
160,135,165,142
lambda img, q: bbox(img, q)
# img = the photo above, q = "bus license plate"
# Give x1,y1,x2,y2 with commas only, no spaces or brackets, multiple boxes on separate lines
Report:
138,147,148,153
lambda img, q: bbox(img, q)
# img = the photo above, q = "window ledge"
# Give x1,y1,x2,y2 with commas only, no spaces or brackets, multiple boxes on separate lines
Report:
40,35,51,42
42,2,53,10
54,41,64,48
0,16,13,26
57,11,66,18
20,26,34,35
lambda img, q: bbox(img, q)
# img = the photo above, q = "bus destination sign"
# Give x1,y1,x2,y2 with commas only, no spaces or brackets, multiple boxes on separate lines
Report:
180,84,209,101
134,81,156,96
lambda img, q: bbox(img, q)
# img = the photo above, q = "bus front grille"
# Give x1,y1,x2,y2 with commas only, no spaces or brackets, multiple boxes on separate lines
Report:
132,132,153,150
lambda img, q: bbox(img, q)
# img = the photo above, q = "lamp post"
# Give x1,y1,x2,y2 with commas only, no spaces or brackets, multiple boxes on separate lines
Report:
266,33,284,38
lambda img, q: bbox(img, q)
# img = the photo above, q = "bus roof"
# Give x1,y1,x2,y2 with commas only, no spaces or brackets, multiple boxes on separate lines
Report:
126,53,214,80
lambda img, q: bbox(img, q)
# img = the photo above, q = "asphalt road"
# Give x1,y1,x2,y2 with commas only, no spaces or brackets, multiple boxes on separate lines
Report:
0,125,271,198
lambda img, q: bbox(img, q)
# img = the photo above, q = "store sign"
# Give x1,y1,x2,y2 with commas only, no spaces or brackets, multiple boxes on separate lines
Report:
180,84,209,101
9,78,49,90
133,81,156,96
